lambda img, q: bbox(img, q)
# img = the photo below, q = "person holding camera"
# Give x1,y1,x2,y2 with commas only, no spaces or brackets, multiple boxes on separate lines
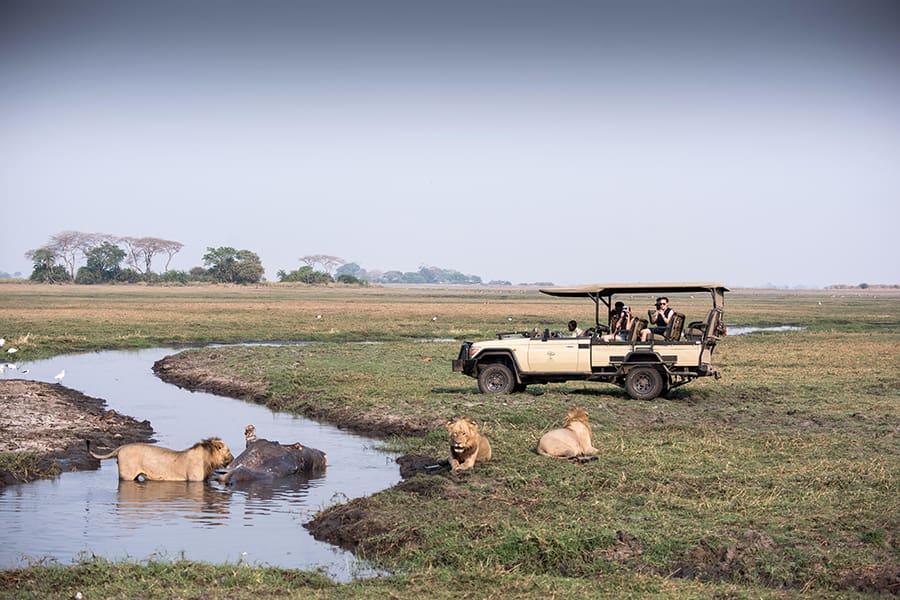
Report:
601,305,636,342
608,301,625,330
641,297,674,341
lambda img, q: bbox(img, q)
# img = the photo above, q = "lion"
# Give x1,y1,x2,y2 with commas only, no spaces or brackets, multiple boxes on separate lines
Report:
537,407,599,460
87,437,234,482
447,417,492,471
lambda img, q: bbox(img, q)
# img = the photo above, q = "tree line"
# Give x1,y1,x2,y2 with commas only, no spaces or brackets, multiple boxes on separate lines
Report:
21,232,486,286
25,231,186,284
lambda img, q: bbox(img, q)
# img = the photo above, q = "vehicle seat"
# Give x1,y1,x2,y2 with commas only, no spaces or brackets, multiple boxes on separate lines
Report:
629,318,648,342
685,309,724,342
666,313,685,340
649,312,685,341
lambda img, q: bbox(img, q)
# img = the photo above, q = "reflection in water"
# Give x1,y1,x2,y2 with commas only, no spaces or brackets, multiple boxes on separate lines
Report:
0,347,401,580
115,481,232,528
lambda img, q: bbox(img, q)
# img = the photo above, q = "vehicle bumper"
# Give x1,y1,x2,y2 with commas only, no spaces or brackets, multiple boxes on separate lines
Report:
452,342,477,376
452,358,477,375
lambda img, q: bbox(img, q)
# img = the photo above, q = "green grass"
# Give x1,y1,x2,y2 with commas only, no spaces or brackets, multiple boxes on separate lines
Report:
1,282,897,598
0,452,59,483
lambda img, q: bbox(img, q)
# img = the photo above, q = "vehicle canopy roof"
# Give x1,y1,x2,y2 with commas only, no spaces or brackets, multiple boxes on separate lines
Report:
539,282,728,322
539,282,728,298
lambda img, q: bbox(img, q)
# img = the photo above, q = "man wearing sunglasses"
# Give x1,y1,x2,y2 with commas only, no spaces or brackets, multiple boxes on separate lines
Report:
640,297,673,342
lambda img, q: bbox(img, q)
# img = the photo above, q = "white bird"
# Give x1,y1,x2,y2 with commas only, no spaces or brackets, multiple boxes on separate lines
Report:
316,314,322,319
5,363,16,370
0,338,5,347
6,348,17,354
20,369,29,374
431,315,437,321
54,369,65,383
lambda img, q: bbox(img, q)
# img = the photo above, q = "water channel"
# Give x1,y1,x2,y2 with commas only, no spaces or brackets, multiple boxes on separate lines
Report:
0,347,401,580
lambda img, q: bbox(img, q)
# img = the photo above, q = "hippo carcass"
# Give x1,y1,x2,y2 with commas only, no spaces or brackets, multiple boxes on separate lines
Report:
217,438,327,484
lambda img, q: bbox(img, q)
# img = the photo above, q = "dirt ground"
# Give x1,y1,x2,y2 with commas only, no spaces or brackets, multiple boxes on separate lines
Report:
0,379,155,487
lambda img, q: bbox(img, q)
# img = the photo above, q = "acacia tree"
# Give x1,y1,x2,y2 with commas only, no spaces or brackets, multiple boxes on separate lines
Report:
299,254,345,275
203,247,264,284
161,239,184,271
120,236,184,277
46,231,99,280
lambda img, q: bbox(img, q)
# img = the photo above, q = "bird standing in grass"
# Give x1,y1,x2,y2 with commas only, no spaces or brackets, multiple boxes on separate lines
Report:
54,369,65,384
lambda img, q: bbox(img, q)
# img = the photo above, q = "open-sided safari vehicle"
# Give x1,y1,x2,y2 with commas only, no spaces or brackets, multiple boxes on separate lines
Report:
452,282,728,400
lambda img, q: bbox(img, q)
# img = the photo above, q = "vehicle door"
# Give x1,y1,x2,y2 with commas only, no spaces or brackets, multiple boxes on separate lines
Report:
527,335,589,373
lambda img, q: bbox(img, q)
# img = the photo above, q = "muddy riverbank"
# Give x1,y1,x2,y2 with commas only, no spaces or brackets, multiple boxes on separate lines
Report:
152,352,442,438
1,350,440,554
0,380,154,487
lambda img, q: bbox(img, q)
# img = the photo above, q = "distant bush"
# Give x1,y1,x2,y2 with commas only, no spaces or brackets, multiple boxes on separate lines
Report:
278,266,333,284
116,269,143,283
157,270,190,284
336,274,367,285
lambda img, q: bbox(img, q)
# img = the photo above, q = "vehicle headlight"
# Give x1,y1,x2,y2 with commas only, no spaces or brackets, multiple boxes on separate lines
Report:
469,346,481,359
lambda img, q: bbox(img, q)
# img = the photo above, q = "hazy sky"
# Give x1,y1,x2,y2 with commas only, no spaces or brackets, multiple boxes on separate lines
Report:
2,1,898,287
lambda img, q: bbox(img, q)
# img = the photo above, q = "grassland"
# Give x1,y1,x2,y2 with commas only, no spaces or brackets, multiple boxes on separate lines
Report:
0,282,897,599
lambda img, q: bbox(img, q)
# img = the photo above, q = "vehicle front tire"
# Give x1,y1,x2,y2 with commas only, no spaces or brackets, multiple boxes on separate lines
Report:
477,363,516,395
625,367,665,400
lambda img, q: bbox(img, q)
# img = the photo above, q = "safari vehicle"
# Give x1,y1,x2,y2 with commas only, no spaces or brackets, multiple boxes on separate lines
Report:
452,282,728,400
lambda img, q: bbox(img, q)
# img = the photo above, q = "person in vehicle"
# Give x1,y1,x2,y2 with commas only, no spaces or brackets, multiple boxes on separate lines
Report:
608,301,625,330
566,320,583,337
641,297,674,341
601,306,635,342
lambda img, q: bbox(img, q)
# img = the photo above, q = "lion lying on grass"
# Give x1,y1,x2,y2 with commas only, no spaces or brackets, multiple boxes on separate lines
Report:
537,407,599,461
87,438,233,481
447,417,492,471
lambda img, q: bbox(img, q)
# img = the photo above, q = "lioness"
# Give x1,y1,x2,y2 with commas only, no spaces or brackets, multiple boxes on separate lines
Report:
447,417,492,471
537,407,599,459
87,438,233,482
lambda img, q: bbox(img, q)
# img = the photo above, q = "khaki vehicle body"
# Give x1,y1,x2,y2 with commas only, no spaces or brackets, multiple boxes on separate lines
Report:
452,282,727,400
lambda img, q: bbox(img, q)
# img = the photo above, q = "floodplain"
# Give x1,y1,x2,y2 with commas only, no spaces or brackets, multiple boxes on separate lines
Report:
0,282,897,599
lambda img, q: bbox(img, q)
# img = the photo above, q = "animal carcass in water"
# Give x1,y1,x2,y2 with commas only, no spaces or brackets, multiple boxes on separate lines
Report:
217,438,327,484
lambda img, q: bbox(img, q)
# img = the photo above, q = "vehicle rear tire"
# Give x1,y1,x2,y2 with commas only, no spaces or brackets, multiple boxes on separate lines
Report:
477,363,516,394
625,367,665,400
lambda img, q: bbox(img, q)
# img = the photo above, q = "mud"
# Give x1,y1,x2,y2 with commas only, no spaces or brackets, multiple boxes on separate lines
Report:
0,379,155,487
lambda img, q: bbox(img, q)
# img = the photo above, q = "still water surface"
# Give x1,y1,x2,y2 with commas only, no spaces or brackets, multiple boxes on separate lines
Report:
0,347,401,580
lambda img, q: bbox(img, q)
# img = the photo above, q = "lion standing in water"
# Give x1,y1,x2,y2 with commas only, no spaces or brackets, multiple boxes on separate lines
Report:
537,407,599,460
87,437,233,481
447,417,492,471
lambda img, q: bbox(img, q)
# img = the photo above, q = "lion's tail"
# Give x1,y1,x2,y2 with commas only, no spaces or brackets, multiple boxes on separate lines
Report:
86,439,120,460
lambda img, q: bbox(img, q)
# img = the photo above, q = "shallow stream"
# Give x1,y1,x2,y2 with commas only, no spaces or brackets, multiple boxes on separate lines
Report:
0,348,401,580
